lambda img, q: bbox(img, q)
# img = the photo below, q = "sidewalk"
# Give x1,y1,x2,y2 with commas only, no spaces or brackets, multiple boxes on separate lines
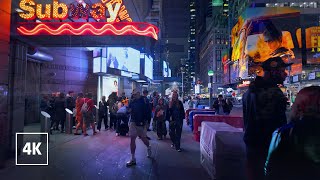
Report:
0,123,210,180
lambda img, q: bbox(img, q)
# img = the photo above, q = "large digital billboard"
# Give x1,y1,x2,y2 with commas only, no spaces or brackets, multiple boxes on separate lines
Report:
230,7,303,82
107,47,140,74
145,55,153,79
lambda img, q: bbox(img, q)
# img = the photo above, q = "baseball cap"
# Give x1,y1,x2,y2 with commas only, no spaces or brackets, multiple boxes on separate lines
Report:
261,57,293,71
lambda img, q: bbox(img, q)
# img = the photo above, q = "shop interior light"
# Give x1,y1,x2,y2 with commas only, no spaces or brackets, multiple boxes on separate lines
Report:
17,22,159,40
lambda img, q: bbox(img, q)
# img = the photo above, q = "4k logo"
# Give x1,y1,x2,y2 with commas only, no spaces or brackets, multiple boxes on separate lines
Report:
22,142,42,155
16,133,49,166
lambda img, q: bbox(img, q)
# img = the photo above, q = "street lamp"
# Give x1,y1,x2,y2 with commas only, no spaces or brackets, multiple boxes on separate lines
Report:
208,70,214,108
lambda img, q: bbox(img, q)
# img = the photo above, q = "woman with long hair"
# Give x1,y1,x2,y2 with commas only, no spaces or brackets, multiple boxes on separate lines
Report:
167,91,185,152
154,98,167,140
265,86,320,180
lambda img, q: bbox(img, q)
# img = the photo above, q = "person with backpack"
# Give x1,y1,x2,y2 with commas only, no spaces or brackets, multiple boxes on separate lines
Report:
107,92,118,130
115,100,129,136
264,86,320,180
81,93,97,136
126,88,151,167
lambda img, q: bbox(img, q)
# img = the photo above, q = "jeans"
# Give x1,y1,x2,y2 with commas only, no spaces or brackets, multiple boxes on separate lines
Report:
169,121,183,149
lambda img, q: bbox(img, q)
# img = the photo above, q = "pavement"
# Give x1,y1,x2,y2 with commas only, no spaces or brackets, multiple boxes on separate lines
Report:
0,122,211,180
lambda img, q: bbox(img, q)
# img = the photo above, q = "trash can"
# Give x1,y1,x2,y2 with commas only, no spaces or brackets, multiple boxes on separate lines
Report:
40,111,51,142
65,108,73,134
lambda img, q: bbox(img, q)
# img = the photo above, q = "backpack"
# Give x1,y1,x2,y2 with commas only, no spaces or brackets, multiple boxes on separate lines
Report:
81,99,89,113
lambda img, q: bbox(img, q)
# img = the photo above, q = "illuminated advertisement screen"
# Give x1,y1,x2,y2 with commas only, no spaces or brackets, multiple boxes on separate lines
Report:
222,49,229,84
163,61,169,77
168,68,172,77
107,47,140,74
144,55,153,79
93,57,107,73
231,7,303,80
102,76,119,97
305,26,320,64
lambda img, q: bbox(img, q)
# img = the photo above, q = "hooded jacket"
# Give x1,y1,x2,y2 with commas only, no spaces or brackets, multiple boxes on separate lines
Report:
242,76,287,148
264,117,320,180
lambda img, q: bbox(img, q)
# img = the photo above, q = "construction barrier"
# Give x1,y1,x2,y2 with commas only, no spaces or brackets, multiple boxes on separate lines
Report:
193,114,243,142
189,111,216,131
185,108,214,125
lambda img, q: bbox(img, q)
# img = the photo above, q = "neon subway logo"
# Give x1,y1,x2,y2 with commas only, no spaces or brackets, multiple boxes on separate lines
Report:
18,0,132,22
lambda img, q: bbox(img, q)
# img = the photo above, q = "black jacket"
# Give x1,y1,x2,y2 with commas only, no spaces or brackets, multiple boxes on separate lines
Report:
98,101,108,116
167,100,185,123
264,117,320,180
242,76,287,148
128,97,148,126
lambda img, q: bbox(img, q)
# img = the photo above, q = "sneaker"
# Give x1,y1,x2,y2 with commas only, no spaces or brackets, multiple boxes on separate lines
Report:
74,132,81,135
126,159,136,167
177,149,182,152
147,146,152,158
116,133,119,136
146,136,151,140
171,144,175,148
83,133,89,136
93,131,97,135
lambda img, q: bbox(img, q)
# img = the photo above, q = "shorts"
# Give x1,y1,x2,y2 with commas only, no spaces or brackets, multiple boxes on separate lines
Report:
129,122,147,138
82,112,94,125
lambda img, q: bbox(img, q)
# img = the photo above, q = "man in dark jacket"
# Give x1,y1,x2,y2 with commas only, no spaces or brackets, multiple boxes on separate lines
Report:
242,56,291,180
212,95,230,115
97,96,108,131
126,89,151,167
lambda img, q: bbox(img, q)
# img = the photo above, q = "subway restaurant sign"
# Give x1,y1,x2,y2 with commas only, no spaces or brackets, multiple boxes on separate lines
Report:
17,0,159,40
19,0,132,22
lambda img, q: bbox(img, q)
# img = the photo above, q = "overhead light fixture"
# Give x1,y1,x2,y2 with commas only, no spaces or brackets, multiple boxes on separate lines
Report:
15,8,23,12
136,80,146,83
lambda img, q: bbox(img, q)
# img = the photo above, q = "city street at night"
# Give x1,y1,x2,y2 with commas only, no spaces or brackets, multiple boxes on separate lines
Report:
1,0,320,179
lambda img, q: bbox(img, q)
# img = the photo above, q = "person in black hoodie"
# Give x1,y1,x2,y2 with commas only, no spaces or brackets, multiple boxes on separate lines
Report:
242,57,291,180
167,90,185,152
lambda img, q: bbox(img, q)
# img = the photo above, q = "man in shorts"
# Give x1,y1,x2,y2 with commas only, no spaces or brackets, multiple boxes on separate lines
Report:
126,89,152,167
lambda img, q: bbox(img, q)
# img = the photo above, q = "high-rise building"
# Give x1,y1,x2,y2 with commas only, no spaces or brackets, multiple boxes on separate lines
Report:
198,1,229,95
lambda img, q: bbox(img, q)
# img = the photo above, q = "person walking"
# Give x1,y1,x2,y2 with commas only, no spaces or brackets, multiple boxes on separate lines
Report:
107,92,118,130
74,93,84,135
242,56,291,180
264,86,320,180
167,90,185,152
82,93,97,136
126,89,151,167
154,98,167,140
97,96,109,131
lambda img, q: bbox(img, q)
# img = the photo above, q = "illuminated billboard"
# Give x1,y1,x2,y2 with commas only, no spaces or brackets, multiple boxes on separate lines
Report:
102,76,118,97
144,55,153,79
93,57,107,73
163,61,168,77
230,7,303,82
107,47,140,74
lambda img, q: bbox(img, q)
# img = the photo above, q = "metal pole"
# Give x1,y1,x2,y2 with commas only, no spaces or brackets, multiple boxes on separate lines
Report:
209,76,213,108
182,72,184,97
